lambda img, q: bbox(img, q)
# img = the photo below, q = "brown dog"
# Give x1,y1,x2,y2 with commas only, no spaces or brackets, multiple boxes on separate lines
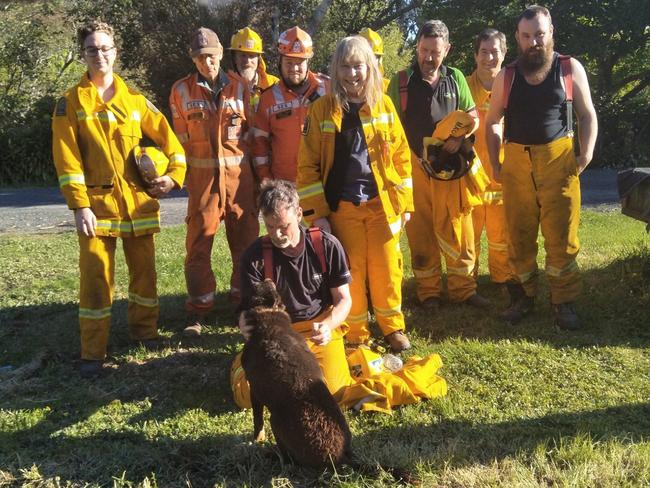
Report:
240,279,353,468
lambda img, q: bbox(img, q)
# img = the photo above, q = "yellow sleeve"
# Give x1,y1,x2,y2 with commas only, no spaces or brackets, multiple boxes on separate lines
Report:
385,95,414,212
140,96,186,188
296,99,329,224
51,94,90,210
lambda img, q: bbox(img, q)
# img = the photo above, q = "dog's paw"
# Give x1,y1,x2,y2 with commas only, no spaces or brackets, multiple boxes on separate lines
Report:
254,428,266,443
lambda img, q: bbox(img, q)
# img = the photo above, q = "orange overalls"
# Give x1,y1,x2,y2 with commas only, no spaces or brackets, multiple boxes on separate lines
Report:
170,70,258,308
252,72,328,182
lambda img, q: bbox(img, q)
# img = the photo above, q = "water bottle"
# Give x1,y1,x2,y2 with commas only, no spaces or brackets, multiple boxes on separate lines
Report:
382,353,403,372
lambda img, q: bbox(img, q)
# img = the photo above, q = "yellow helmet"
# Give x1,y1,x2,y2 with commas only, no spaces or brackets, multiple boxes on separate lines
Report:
229,27,264,54
359,28,384,56
133,146,169,188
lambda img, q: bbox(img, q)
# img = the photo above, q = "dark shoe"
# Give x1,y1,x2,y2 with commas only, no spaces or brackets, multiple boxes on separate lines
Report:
183,313,204,337
79,360,102,379
419,296,440,312
464,293,491,308
553,302,580,330
385,331,411,353
501,283,534,325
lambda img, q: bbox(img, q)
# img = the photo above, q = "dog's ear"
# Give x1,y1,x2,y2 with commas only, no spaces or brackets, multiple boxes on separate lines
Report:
251,279,285,310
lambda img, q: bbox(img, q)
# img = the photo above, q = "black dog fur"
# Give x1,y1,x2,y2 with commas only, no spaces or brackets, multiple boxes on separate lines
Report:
240,279,353,468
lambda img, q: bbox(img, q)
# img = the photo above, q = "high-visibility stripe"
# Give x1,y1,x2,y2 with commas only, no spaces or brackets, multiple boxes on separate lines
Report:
177,133,189,143
374,305,402,317
253,156,269,167
320,120,336,133
482,190,503,203
435,232,460,261
346,312,368,324
131,111,141,121
222,155,245,167
488,240,508,252
388,219,401,236
128,292,158,307
132,217,161,231
297,182,325,199
76,110,117,122
401,177,413,189
58,173,85,187
170,153,186,165
187,157,218,168
360,112,393,128
79,306,112,320
447,264,474,276
96,220,133,233
518,269,536,283
272,84,285,105
413,265,440,278
252,127,269,138
546,260,578,277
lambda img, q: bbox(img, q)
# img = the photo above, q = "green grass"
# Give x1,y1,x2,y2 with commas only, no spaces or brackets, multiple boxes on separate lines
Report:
1,210,649,487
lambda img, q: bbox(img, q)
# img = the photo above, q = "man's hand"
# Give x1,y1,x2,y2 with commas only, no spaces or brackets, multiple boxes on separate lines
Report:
148,175,175,197
238,313,254,340
311,321,332,346
401,212,411,228
312,217,331,234
74,207,96,237
442,135,463,154
576,154,591,175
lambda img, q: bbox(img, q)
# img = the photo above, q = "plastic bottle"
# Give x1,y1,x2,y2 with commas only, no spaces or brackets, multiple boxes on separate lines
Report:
382,353,403,372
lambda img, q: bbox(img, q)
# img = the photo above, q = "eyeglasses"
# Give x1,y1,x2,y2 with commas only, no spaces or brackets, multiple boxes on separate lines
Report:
83,45,116,57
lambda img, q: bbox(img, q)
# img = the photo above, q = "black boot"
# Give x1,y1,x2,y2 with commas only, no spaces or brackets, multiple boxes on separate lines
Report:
553,302,580,330
500,282,534,325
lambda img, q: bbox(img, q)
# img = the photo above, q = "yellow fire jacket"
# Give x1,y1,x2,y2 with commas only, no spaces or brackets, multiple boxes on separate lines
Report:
297,94,413,223
52,73,186,237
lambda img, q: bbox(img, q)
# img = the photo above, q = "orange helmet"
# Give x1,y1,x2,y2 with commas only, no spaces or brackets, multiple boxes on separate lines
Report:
277,26,313,59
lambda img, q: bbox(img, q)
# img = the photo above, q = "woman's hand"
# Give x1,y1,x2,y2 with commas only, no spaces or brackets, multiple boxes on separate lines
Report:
74,207,97,237
149,176,175,197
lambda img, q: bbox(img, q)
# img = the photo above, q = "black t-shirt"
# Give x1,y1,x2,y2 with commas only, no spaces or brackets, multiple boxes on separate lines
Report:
239,227,352,322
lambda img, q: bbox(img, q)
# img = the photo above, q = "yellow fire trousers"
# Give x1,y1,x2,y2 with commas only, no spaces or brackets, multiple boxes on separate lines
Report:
406,159,476,302
502,136,581,303
230,309,448,414
329,198,405,343
78,234,158,360
472,202,514,283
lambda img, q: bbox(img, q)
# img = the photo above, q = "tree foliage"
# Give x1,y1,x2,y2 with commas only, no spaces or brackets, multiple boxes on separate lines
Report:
0,0,648,185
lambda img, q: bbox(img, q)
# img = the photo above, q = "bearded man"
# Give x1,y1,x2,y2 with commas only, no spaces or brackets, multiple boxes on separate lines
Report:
485,5,598,330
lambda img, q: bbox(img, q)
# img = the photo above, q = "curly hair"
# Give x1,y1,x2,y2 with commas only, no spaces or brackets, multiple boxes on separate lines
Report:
77,21,115,52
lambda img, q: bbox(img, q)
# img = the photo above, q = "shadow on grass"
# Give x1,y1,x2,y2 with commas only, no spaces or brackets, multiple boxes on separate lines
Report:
353,400,650,470
402,244,650,349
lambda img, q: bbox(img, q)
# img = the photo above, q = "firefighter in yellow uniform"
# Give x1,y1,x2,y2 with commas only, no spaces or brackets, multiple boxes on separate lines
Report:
228,27,279,113
297,36,413,353
486,7,597,329
52,21,186,378
466,28,515,285
358,28,390,93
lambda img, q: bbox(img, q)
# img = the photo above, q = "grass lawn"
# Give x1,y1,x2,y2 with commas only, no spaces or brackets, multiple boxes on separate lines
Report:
1,209,649,487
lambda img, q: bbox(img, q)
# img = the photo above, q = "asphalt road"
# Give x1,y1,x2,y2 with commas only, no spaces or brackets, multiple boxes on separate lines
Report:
0,169,622,234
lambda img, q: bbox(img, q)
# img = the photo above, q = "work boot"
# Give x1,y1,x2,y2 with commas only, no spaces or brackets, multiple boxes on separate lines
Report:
419,296,440,312
183,313,203,337
500,282,534,325
385,331,411,353
464,293,491,309
79,359,102,379
553,302,581,330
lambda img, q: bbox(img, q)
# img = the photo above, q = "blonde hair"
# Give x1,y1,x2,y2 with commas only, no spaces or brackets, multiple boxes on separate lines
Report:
330,36,383,111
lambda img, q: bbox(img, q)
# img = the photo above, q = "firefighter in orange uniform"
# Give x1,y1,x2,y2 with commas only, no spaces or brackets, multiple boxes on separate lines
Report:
466,28,515,287
227,27,279,112
252,26,329,182
52,21,186,378
170,27,257,336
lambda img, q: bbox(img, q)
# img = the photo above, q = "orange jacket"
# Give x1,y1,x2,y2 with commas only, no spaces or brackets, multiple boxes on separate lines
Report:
251,71,328,182
52,73,186,237
169,70,251,208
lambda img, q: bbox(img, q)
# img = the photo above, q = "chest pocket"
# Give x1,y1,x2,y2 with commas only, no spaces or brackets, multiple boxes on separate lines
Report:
115,123,142,157
187,109,211,142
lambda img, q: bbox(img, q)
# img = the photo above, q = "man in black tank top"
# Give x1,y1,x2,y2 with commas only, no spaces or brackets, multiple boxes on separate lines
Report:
484,6,598,330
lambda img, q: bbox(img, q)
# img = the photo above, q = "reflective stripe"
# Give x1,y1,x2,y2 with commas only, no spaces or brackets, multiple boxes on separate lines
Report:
96,219,133,233
79,306,112,320
131,111,141,121
320,120,336,133
222,155,245,167
401,178,413,189
346,312,368,324
272,84,285,105
373,305,402,317
435,233,460,261
546,260,578,277
360,112,393,129
447,264,474,276
177,133,189,143
388,219,401,236
482,190,503,203
518,269,536,283
76,110,117,122
413,265,440,278
132,217,161,232
188,157,218,168
58,173,85,187
253,156,269,167
252,127,269,138
170,153,186,165
128,292,158,307
297,182,325,199
488,240,508,252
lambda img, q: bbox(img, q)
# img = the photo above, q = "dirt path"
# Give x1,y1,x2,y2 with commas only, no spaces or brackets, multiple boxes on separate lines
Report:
0,169,622,234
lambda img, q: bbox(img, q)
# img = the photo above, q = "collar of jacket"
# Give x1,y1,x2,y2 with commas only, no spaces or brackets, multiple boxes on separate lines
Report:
76,72,132,123
196,69,231,94
279,70,322,98
327,95,382,132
